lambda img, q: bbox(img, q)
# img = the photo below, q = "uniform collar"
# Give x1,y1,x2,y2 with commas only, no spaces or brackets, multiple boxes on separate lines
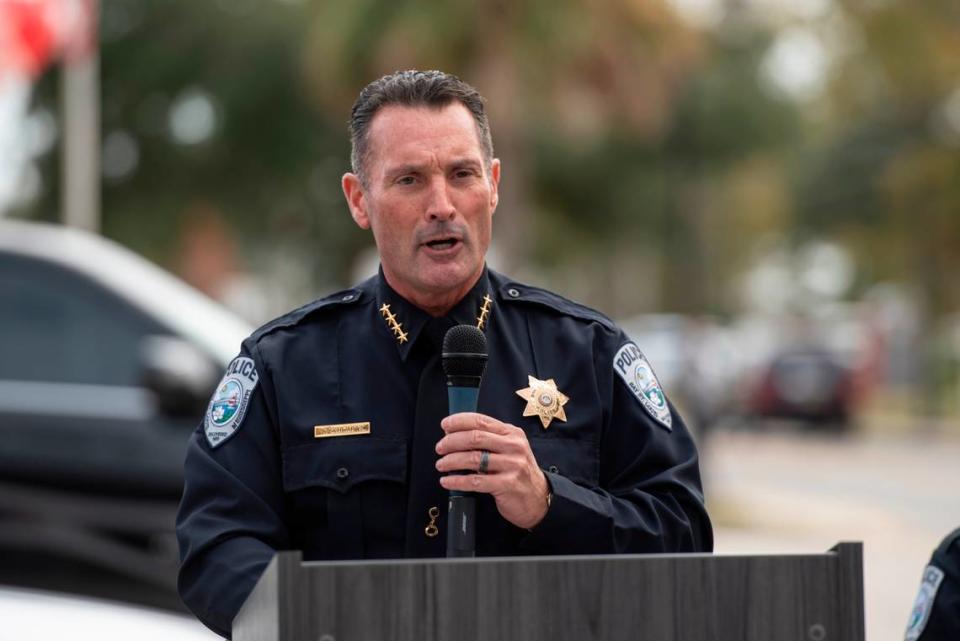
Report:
375,267,493,362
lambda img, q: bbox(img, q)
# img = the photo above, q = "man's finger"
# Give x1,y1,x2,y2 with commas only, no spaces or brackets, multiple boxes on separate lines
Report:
436,450,506,474
441,412,512,435
436,429,514,456
439,473,499,494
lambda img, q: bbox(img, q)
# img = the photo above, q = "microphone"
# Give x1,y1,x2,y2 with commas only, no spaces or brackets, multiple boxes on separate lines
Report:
442,324,488,558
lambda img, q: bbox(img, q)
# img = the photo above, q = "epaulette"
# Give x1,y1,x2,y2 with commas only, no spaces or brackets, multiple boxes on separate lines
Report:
495,278,617,332
249,286,365,343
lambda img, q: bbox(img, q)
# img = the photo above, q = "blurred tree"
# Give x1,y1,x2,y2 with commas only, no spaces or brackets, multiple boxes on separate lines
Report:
24,0,713,314
302,1,805,315
793,0,960,412
24,0,368,305
797,1,960,311
26,0,955,327
532,25,801,315
300,0,714,314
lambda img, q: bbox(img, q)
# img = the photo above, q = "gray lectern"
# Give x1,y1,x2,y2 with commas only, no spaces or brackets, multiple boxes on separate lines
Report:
233,542,863,641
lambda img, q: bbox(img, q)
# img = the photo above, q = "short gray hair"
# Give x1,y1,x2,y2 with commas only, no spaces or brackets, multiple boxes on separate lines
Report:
349,70,495,184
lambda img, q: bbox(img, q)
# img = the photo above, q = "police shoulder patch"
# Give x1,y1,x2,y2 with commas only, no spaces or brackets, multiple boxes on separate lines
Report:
205,356,259,448
905,564,945,641
613,342,672,431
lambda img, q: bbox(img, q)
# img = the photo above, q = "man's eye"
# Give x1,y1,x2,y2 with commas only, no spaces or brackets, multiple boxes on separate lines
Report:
397,176,416,185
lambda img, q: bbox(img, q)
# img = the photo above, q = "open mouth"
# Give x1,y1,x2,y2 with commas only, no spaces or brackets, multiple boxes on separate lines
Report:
424,238,459,250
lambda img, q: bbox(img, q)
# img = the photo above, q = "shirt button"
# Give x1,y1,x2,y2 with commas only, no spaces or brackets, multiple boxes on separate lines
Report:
336,467,349,479
548,465,559,474
507,288,520,298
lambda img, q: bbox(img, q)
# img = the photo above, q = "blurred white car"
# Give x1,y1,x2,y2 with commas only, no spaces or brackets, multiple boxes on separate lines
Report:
0,219,252,604
0,586,221,640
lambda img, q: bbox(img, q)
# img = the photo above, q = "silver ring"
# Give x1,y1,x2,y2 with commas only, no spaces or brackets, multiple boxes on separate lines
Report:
478,450,490,474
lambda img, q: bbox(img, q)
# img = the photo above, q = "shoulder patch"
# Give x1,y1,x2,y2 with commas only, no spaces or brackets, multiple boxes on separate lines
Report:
905,565,945,641
205,356,259,448
613,342,672,431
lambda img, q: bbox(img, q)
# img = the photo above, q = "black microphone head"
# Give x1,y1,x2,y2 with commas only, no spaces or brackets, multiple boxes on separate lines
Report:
442,324,488,380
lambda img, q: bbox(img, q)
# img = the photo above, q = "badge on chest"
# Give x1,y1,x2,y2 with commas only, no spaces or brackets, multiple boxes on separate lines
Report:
516,375,569,429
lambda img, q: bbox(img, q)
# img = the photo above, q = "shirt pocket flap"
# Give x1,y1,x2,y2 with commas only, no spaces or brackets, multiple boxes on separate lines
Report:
529,437,599,487
282,436,407,494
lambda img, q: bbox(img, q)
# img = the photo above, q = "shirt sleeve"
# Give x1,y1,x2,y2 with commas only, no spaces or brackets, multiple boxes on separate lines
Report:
175,341,290,638
915,529,960,641
523,327,713,554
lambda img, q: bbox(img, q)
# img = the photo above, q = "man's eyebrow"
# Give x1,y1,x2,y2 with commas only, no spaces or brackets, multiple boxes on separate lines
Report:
449,157,482,169
383,157,482,179
384,163,427,178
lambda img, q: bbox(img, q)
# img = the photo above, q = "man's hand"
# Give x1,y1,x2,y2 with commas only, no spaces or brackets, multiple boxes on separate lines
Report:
436,412,550,530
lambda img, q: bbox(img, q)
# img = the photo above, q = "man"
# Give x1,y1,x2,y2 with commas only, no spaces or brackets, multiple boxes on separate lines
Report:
176,70,712,638
905,527,960,641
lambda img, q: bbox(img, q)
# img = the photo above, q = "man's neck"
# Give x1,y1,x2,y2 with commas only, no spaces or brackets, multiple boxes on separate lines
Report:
382,270,483,318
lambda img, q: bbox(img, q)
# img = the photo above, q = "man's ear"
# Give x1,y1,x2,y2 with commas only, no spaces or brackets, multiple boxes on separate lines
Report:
489,158,501,214
342,173,370,229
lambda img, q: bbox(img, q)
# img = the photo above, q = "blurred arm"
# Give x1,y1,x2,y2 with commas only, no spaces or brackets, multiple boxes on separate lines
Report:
176,344,289,639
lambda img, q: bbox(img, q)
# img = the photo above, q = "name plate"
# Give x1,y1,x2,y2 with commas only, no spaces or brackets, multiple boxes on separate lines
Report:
314,422,371,438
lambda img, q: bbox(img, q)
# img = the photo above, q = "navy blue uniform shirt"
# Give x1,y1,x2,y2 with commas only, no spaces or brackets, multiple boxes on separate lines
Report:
906,527,960,641
176,268,713,638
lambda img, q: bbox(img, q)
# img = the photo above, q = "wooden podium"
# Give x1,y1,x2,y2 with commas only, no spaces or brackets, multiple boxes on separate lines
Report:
234,542,864,641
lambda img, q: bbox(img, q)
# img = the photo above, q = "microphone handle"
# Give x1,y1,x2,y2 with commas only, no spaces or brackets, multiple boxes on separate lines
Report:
446,385,479,558
447,386,479,414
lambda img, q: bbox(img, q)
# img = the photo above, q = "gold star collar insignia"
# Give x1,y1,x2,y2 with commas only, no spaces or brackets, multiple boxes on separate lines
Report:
380,293,491,346
380,303,409,344
516,375,569,429
477,294,493,330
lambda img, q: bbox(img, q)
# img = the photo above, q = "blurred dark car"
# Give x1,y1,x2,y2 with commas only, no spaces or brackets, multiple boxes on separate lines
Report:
0,220,251,606
744,347,856,430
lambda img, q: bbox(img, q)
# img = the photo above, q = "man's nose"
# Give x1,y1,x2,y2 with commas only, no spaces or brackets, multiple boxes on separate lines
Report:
425,177,456,221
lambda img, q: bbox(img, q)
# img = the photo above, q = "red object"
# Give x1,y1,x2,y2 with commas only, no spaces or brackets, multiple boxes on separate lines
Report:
0,1,57,78
0,0,95,78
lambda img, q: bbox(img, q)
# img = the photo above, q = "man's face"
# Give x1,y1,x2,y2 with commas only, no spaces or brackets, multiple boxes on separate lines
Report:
342,103,500,312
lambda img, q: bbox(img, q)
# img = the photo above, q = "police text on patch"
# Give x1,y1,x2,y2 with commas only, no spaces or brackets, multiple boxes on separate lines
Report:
205,356,259,448
613,342,672,430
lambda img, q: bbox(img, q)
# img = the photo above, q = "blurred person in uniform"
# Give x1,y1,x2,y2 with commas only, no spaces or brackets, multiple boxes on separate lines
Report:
176,70,713,638
905,527,960,641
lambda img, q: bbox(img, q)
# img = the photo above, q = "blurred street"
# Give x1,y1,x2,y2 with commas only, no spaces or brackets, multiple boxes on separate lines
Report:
706,424,960,641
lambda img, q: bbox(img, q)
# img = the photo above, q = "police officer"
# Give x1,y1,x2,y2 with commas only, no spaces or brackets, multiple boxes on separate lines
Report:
176,70,713,638
905,528,960,641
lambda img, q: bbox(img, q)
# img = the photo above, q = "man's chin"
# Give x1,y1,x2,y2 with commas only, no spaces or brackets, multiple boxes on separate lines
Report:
416,263,482,295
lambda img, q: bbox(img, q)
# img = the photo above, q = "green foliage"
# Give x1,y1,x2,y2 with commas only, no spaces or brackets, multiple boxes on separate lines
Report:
94,1,364,281
15,0,957,322
794,1,960,313
669,31,801,165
